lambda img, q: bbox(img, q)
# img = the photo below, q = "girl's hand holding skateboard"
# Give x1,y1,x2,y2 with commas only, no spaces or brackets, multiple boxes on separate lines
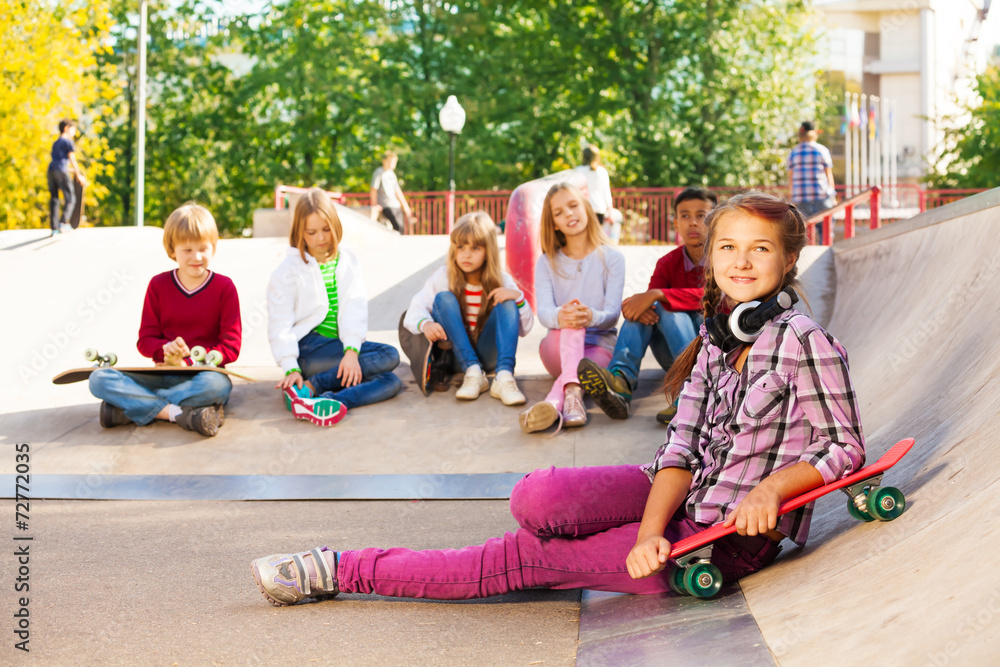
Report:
724,483,782,537
421,322,447,343
626,534,672,579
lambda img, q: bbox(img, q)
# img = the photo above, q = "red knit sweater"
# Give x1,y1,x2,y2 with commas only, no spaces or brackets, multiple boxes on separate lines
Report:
647,246,705,312
137,270,242,365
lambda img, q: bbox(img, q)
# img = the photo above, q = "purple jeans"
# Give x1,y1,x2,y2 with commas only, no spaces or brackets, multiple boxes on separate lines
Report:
336,466,781,600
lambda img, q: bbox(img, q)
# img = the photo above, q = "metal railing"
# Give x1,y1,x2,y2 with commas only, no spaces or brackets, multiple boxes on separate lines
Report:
275,184,986,243
806,187,881,246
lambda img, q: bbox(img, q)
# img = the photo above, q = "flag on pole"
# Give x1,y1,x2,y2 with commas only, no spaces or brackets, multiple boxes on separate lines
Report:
869,103,876,140
842,94,849,134
850,97,861,128
859,97,867,133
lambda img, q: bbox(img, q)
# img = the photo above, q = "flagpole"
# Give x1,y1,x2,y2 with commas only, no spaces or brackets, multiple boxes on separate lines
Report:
852,93,861,196
844,93,852,198
136,0,147,228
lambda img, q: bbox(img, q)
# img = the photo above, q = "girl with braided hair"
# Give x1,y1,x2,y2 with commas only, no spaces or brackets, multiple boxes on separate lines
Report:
249,192,865,606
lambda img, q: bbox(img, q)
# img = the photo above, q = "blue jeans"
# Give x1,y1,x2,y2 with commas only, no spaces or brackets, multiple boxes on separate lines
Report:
89,368,232,426
609,302,702,389
298,331,402,409
431,291,519,374
795,197,837,219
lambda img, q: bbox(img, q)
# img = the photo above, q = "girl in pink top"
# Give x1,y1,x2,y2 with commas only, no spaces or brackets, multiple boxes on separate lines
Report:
249,193,865,606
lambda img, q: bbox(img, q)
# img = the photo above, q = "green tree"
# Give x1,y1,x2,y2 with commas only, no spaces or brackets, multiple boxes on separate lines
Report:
0,0,114,230
928,65,1000,189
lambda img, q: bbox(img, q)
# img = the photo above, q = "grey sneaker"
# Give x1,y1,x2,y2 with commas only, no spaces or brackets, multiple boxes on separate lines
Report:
99,401,131,428
175,406,220,437
251,546,339,607
562,386,588,428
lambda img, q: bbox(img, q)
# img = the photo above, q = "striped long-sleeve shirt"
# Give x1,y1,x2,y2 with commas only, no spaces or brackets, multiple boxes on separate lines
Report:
642,310,865,546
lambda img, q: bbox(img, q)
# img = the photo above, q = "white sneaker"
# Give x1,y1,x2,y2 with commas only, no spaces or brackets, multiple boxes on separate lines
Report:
490,377,526,406
456,368,489,400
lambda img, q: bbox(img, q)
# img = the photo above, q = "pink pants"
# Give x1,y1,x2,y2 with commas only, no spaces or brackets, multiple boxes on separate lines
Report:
538,328,613,410
335,466,781,600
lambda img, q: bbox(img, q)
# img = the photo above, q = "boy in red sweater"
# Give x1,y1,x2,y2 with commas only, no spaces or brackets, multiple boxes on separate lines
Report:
89,203,242,436
578,187,716,422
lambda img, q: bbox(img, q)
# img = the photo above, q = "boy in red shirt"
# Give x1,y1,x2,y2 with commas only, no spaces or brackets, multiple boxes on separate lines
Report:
89,203,242,436
578,187,716,422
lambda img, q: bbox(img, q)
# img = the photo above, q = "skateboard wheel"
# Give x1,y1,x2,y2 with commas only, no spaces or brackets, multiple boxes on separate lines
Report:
683,562,723,599
668,566,689,596
106,352,118,367
847,496,875,522
205,350,223,366
190,346,207,362
866,486,906,521
84,348,99,362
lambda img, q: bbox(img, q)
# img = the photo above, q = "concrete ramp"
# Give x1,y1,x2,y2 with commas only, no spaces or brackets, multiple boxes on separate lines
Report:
743,190,1000,664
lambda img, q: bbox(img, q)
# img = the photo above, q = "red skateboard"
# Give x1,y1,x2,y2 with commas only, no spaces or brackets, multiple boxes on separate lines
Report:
667,437,915,599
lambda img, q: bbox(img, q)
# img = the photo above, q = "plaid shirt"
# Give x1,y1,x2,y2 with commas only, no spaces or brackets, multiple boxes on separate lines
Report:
642,310,865,546
787,142,835,202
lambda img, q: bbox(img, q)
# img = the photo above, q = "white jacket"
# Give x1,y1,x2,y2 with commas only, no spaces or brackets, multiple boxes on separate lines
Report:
267,246,368,373
403,265,534,336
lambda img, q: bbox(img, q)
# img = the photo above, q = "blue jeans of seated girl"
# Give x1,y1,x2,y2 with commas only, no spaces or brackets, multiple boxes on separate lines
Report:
431,291,519,374
609,303,702,389
298,331,402,410
89,368,232,426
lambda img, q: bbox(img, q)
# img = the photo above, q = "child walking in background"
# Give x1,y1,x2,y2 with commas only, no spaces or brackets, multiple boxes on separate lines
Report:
519,183,625,433
267,188,402,426
578,187,716,424
400,212,533,405
89,203,240,437
249,192,865,606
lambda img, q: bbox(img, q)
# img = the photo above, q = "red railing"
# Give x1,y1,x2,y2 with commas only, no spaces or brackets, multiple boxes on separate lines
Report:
276,184,986,243
806,187,881,245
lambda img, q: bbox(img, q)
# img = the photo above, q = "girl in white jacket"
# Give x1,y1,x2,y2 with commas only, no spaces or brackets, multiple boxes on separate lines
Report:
402,212,533,405
267,188,402,426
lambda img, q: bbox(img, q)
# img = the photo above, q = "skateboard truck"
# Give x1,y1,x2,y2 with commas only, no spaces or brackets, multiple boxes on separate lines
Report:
83,348,117,368
840,474,906,522
190,346,223,367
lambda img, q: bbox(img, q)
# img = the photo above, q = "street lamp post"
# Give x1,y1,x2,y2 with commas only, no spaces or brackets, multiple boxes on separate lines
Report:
438,95,466,233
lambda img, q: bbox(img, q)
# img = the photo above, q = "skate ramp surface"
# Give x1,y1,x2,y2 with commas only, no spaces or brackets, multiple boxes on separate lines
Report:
741,189,1000,664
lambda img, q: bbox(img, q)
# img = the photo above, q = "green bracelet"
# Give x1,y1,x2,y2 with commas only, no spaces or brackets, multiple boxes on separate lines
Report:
344,346,359,354
285,368,302,377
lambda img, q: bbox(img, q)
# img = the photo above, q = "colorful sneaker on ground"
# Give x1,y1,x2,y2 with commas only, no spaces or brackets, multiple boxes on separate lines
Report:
283,387,347,427
250,546,339,607
577,358,631,420
283,383,314,412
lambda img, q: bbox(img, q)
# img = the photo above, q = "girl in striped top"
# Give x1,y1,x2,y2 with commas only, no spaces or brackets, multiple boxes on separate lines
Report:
267,188,402,426
402,212,534,405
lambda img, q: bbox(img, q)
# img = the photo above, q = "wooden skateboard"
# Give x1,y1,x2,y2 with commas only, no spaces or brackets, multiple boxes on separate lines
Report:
397,312,454,395
70,181,85,229
666,437,915,599
52,347,256,385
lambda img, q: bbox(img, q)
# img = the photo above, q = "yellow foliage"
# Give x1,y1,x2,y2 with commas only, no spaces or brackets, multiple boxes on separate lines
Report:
0,0,114,230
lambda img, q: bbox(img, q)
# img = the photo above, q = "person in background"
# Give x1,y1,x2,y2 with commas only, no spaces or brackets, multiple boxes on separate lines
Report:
787,121,836,219
370,151,413,234
575,144,617,242
47,118,89,235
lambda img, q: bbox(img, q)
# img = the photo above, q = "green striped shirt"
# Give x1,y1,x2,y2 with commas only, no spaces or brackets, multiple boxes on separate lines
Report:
314,255,340,339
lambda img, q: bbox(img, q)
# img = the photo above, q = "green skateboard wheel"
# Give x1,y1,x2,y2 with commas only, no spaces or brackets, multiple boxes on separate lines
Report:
683,562,723,599
668,566,688,596
866,486,905,521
